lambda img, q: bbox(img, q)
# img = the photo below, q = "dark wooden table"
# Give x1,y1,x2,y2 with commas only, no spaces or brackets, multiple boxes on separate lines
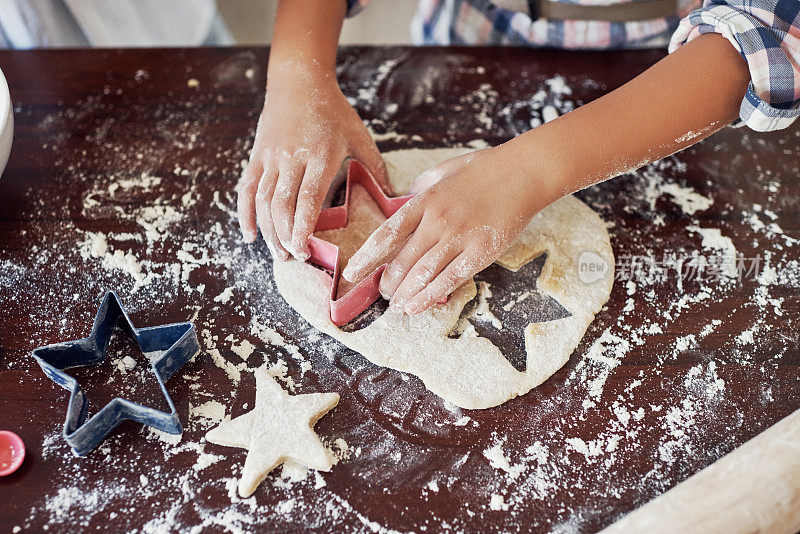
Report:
0,46,798,533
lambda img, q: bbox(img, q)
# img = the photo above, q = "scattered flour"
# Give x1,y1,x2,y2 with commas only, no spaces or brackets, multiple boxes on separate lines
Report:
214,286,235,304
659,183,713,216
483,443,524,479
190,401,226,428
489,494,508,511
11,58,798,534
230,338,255,361
686,225,738,277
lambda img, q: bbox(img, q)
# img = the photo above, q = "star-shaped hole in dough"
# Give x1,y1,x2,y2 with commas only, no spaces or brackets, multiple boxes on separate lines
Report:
455,256,572,372
206,366,340,498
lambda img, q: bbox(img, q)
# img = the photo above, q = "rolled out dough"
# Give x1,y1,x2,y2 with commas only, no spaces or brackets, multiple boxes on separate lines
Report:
273,147,614,409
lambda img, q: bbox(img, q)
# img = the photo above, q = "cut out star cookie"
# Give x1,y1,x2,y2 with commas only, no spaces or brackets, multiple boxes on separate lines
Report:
206,366,340,497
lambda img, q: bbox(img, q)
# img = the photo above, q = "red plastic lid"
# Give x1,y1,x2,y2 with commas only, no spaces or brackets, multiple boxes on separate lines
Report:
0,431,25,476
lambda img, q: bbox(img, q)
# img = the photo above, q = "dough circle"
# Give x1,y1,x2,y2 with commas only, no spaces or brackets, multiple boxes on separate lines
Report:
274,147,614,409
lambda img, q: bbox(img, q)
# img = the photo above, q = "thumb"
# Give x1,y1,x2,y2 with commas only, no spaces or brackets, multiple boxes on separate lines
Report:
349,128,393,196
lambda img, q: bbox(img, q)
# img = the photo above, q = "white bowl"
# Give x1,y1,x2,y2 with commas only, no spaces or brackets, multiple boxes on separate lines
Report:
0,68,12,178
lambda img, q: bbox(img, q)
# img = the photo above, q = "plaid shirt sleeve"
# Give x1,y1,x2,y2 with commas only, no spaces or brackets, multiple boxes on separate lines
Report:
669,0,800,131
345,0,370,17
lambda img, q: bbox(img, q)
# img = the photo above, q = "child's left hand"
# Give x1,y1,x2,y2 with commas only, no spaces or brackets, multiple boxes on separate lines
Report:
341,145,553,316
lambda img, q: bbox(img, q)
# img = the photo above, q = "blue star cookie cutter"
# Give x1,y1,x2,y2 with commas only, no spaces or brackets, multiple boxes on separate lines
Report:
32,291,199,456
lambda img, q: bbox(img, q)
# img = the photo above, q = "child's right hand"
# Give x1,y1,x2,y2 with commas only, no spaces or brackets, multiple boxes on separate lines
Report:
236,63,387,261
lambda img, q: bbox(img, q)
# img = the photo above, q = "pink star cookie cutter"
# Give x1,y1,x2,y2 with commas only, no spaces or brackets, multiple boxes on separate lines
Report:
306,160,413,327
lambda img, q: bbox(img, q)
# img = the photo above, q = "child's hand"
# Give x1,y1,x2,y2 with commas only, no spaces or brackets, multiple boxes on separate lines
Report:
237,64,387,261
341,146,551,315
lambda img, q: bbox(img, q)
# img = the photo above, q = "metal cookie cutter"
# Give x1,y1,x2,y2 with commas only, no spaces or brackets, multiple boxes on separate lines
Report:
307,160,414,326
32,291,199,456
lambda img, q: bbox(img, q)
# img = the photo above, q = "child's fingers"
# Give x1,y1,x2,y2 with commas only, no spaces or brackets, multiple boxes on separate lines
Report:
270,159,306,258
255,167,288,261
291,156,339,260
378,228,437,300
404,252,473,315
341,199,424,283
236,158,263,243
390,242,460,310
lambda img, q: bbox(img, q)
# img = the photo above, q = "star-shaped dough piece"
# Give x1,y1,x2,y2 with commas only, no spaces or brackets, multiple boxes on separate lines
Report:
206,366,340,497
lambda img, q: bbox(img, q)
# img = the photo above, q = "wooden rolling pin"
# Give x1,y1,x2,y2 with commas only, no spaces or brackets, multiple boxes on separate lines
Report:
601,408,800,534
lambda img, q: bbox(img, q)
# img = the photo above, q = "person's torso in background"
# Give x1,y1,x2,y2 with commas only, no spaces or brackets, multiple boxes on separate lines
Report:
410,0,702,49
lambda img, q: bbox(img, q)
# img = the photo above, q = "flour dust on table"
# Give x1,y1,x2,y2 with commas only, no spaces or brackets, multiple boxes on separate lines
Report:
273,147,615,409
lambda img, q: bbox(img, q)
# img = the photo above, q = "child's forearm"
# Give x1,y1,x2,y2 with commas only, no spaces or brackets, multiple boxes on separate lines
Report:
238,0,388,260
505,33,751,208
268,0,347,76
339,33,752,314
